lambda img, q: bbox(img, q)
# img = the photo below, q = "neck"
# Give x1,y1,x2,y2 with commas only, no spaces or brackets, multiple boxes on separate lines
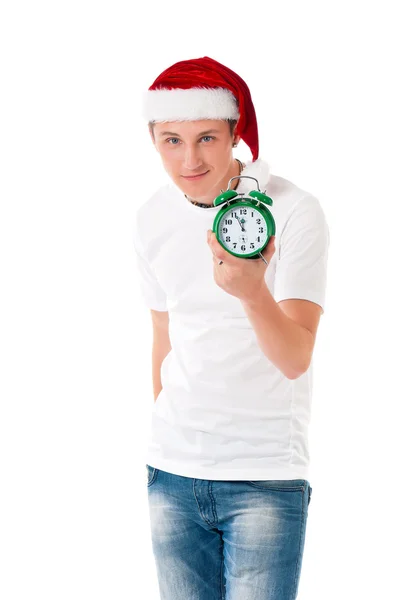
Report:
185,158,244,207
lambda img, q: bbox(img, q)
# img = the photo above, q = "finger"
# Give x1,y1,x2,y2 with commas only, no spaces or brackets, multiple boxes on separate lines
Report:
208,231,232,262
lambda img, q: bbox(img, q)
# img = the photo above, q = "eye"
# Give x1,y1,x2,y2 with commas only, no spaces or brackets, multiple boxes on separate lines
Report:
166,138,180,145
201,136,215,142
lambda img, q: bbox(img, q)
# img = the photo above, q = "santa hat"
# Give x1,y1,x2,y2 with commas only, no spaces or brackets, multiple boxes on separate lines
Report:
142,56,259,162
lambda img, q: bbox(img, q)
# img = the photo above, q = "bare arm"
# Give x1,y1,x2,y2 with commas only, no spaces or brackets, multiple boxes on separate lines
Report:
240,286,322,380
150,309,171,402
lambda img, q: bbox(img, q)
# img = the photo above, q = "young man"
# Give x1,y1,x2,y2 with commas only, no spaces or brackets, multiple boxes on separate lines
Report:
133,56,330,600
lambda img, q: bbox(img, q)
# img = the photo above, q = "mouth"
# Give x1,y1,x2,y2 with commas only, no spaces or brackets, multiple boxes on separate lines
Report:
181,170,209,180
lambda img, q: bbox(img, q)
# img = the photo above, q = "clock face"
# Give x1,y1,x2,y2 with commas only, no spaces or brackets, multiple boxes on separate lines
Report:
217,203,269,256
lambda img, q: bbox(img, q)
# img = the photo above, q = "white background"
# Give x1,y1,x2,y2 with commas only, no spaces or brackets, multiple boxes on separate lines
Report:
1,1,411,598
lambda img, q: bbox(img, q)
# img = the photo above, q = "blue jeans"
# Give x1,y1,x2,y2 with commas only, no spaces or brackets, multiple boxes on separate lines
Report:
146,465,312,600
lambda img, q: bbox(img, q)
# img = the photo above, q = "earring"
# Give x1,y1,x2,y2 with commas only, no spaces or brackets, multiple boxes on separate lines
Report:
233,143,237,148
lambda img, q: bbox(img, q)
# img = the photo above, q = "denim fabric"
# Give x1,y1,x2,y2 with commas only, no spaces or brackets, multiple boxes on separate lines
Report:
146,465,312,599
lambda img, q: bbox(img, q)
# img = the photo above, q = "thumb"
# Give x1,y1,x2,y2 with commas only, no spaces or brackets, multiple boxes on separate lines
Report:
262,236,276,259
267,235,276,251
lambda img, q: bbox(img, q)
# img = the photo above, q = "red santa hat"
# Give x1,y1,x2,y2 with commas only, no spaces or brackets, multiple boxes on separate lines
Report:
142,56,259,162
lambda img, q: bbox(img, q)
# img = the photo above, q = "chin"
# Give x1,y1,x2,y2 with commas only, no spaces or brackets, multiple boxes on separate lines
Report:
182,178,210,192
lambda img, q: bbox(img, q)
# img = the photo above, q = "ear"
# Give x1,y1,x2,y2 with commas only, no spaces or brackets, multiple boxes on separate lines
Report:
233,130,241,147
148,124,159,152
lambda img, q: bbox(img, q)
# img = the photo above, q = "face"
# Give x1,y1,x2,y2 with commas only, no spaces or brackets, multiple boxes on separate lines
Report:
149,119,241,204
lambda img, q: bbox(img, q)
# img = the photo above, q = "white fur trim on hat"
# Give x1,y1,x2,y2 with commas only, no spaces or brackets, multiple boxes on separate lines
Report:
142,87,240,122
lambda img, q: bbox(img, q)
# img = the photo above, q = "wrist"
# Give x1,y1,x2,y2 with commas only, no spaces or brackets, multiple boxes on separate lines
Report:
240,281,271,308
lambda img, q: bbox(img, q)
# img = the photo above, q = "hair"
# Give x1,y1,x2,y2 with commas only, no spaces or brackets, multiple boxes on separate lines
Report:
148,118,238,138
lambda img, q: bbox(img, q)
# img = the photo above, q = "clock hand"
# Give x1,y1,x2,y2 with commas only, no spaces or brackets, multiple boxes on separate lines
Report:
234,213,244,231
236,215,246,232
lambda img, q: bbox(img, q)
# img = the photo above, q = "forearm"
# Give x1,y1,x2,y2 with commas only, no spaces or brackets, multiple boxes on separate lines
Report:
152,340,171,402
152,351,163,402
240,283,313,379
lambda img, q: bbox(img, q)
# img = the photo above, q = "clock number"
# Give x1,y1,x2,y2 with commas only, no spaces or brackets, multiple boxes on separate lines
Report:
241,244,246,251
222,227,228,233
257,218,261,224
259,227,264,233
225,236,231,242
240,209,247,215
250,243,255,249
257,236,261,242
224,219,233,225
233,243,237,248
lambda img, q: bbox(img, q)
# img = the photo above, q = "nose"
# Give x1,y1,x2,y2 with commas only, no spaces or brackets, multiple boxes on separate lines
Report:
182,144,203,171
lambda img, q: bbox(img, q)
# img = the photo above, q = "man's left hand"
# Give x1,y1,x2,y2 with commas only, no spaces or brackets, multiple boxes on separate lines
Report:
207,229,276,303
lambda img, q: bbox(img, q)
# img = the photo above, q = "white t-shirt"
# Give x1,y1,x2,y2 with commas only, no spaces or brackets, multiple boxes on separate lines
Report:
133,158,330,481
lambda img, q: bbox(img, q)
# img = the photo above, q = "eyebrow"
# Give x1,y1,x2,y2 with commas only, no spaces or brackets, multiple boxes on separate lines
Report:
158,129,220,137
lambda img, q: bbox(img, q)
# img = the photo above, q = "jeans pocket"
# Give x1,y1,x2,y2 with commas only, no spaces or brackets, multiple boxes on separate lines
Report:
245,479,307,491
146,464,158,487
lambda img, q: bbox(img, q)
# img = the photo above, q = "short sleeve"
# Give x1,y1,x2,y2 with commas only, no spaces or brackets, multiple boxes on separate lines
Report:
132,217,168,312
274,194,330,314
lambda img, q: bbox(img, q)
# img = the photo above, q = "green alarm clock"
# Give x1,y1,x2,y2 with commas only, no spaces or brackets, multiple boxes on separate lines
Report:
212,175,276,260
